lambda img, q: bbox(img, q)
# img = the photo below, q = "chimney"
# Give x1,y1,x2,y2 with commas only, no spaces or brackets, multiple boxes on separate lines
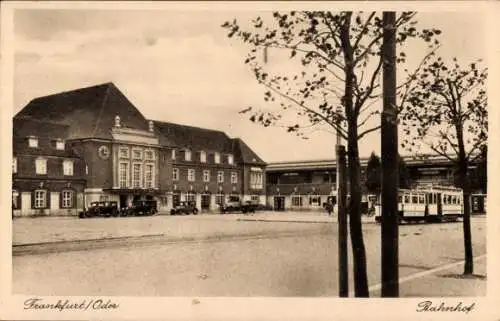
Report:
114,115,121,128
148,120,154,132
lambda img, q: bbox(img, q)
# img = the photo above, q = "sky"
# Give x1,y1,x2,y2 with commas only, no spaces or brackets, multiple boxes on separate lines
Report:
13,6,486,162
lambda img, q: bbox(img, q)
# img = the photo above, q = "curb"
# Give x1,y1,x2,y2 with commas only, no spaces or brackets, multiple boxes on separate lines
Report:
12,228,332,256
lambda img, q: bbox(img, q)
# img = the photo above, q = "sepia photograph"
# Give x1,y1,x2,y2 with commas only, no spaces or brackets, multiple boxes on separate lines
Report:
1,1,499,320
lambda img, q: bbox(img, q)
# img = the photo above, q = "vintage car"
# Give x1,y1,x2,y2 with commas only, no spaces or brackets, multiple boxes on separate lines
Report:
240,201,258,214
78,201,120,218
219,200,241,214
123,200,158,216
220,200,257,214
170,201,199,215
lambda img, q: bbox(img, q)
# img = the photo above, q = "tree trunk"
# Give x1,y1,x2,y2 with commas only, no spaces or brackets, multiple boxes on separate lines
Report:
339,12,369,297
456,124,474,275
347,119,370,297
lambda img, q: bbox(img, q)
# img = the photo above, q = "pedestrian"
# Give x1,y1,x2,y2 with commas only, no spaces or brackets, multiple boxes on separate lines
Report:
326,201,333,216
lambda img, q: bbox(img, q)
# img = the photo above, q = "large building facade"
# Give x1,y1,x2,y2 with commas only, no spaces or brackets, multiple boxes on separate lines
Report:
12,83,266,217
265,156,487,214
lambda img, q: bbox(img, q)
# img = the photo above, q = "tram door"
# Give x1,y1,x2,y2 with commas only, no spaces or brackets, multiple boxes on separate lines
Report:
436,193,443,217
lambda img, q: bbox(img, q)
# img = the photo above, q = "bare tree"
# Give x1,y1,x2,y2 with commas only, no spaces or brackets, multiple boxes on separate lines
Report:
222,11,440,296
400,57,487,274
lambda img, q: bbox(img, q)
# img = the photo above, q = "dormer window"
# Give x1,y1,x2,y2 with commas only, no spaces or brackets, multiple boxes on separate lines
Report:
228,154,234,165
185,149,192,161
200,151,207,163
55,139,65,150
28,136,38,148
214,152,220,164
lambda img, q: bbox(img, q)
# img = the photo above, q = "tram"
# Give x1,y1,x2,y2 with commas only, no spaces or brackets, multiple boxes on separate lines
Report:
374,185,464,224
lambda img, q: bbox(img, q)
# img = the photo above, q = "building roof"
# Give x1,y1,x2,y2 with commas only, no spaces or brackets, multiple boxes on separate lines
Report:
13,119,80,158
154,120,234,152
232,138,266,165
14,82,266,165
266,154,472,172
13,118,70,140
14,82,149,140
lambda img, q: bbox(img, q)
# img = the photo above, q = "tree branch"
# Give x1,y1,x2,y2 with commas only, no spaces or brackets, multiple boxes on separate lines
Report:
358,125,381,140
260,80,349,139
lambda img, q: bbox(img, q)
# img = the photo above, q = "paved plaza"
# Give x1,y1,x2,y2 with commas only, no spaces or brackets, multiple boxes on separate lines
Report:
12,212,487,297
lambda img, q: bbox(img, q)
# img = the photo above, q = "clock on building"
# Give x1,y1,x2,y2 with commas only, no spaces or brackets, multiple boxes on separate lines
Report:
98,145,110,160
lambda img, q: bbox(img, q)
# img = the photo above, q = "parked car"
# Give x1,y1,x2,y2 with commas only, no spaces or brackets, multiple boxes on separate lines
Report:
123,200,158,216
170,201,199,215
219,200,241,214
79,201,120,218
241,201,257,214
220,200,258,214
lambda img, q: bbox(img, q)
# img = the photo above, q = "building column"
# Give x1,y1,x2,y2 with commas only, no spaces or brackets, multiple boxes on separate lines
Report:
210,194,217,213
196,194,202,210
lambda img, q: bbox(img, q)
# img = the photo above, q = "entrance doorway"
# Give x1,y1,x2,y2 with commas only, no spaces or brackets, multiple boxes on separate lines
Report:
119,194,128,209
274,196,285,211
201,194,210,211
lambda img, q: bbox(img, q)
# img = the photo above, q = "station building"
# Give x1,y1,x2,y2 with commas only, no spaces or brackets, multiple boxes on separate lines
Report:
265,155,487,214
12,83,266,217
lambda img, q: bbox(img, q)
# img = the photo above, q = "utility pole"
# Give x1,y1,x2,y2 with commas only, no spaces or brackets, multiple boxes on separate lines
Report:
336,106,348,297
381,11,399,297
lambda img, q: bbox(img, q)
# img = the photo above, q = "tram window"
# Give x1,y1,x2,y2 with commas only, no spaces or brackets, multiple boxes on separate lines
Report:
412,195,418,203
404,195,410,203
443,195,447,204
448,195,452,204
398,195,402,203
453,196,457,204
419,195,425,204
428,194,434,204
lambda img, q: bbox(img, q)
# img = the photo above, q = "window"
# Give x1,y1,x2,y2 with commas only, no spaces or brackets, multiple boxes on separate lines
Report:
145,164,154,188
398,195,402,203
171,149,176,160
412,195,418,204
185,149,192,161
63,160,74,176
200,151,207,163
132,149,142,160
250,169,263,189
228,154,234,165
217,171,224,183
186,191,196,203
251,195,259,202
35,158,47,175
216,193,225,205
13,157,17,174
188,169,195,182
231,172,238,184
292,196,303,206
34,190,47,208
418,195,425,204
119,147,130,159
132,163,142,188
173,168,179,181
214,152,220,164
144,150,154,160
55,140,65,150
119,162,129,188
203,170,210,182
404,195,410,203
99,195,110,201
61,190,73,208
28,137,38,148
309,196,321,206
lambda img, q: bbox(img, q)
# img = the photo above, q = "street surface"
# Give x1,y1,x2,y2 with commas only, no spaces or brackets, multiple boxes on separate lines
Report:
12,214,486,297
